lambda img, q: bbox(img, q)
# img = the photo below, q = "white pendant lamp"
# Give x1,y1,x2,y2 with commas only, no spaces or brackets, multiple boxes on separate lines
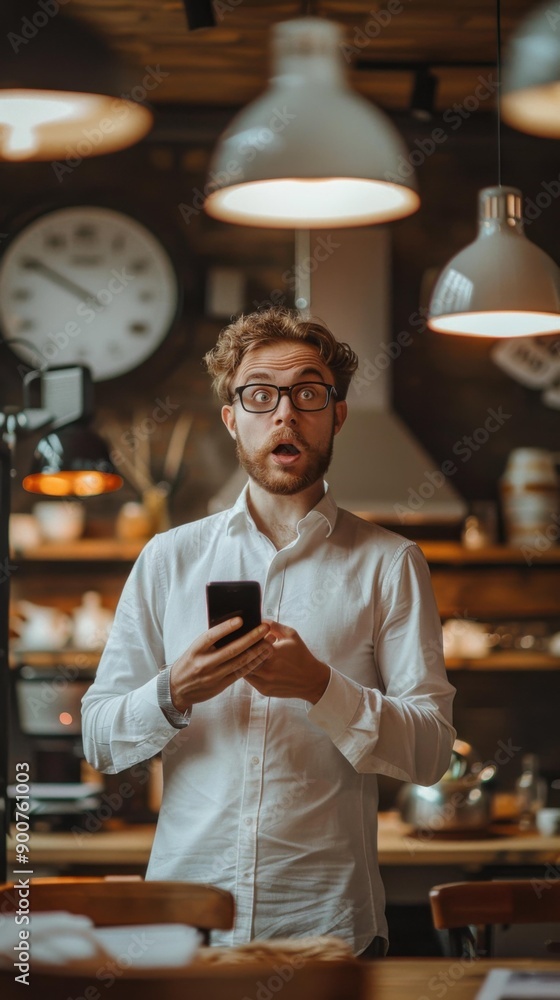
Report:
204,17,419,228
428,186,560,337
502,3,560,138
0,1,152,161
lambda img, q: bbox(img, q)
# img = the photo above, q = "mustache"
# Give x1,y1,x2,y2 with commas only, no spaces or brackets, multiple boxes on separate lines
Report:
267,430,307,450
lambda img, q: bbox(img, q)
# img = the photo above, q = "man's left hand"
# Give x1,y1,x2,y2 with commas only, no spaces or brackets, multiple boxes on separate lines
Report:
245,621,330,704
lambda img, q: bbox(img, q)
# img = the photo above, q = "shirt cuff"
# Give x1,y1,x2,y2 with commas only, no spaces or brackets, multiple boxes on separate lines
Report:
307,666,363,741
156,665,192,730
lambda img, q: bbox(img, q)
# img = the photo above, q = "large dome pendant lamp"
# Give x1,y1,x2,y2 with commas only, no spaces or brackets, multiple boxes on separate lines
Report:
0,0,152,161
204,17,420,228
428,0,560,338
502,3,560,138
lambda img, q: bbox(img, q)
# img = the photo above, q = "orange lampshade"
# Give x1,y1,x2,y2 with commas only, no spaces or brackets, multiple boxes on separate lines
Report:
23,424,123,497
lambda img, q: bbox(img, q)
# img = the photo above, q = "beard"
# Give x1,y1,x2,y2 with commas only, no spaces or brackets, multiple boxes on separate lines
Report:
235,422,335,496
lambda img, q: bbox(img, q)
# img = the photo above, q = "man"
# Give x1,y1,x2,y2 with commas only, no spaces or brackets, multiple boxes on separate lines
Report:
82,307,455,956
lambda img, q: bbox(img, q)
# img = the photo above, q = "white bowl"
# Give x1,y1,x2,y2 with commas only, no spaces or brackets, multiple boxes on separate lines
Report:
9,514,42,552
32,501,85,543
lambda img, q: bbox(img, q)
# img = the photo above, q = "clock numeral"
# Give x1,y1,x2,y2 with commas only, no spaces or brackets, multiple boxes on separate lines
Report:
130,258,150,274
74,225,96,241
45,234,66,249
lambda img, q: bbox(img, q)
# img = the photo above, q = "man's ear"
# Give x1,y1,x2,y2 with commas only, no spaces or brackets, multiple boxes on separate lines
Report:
333,400,347,436
222,404,236,440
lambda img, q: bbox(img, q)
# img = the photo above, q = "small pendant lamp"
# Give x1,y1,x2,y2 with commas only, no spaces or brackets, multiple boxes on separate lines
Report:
19,367,123,496
428,0,560,338
23,425,123,497
204,17,420,228
0,0,152,161
428,186,560,337
503,3,560,138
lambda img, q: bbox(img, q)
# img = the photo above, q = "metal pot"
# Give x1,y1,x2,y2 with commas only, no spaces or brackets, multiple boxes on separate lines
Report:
398,740,494,833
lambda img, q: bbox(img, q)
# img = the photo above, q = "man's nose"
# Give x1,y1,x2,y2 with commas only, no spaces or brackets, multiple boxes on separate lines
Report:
274,391,298,422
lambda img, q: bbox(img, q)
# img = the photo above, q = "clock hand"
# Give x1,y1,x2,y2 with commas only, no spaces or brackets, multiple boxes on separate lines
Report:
23,257,101,305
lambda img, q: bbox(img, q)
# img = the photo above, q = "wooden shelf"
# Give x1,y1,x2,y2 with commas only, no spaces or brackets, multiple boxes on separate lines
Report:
445,651,560,671
15,538,559,566
418,541,560,565
13,538,146,562
9,649,101,670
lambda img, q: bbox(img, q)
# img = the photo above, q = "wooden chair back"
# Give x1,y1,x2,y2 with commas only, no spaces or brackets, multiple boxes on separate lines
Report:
430,879,560,957
0,876,234,935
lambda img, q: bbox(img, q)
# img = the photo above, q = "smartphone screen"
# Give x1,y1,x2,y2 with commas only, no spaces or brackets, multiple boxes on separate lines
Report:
206,581,262,649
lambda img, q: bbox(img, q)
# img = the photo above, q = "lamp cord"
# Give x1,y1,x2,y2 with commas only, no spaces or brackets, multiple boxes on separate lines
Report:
497,0,502,188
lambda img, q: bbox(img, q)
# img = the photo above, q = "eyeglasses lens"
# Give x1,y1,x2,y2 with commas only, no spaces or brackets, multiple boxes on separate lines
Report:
241,383,330,412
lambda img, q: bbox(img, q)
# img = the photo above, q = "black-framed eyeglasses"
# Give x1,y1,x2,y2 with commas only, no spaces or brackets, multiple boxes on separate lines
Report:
234,382,338,413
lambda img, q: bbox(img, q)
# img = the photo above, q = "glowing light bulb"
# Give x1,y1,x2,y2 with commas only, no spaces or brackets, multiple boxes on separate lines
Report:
0,91,98,160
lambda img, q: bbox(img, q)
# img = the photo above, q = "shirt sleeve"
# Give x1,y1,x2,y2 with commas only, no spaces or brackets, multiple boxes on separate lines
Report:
81,534,188,774
307,543,456,785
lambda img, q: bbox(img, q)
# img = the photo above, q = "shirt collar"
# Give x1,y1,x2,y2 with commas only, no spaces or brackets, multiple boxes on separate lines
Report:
225,481,338,538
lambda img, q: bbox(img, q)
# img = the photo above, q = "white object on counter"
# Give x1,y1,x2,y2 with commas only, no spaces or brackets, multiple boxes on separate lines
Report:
548,632,560,657
72,591,114,650
9,513,42,553
33,500,85,543
476,968,560,1000
500,448,559,547
0,911,201,972
11,600,72,650
536,807,560,836
442,618,490,659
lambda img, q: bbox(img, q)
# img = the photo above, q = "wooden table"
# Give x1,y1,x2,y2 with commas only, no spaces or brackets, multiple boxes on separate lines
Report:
377,812,560,868
2,957,560,1000
10,813,560,871
364,958,560,1000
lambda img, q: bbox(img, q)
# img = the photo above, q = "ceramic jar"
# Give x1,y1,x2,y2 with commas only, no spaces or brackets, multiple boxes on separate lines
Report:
72,592,114,650
500,448,559,547
11,600,72,650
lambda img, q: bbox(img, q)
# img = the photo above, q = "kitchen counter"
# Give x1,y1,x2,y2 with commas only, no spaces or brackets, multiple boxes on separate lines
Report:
7,812,560,872
377,811,560,866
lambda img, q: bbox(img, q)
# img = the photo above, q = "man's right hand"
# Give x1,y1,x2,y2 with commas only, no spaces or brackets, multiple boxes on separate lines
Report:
169,619,272,713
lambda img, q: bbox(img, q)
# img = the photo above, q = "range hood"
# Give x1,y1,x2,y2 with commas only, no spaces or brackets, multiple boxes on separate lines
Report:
209,227,466,524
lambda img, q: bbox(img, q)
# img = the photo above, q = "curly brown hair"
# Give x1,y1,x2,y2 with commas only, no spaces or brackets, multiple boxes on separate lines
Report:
203,307,359,404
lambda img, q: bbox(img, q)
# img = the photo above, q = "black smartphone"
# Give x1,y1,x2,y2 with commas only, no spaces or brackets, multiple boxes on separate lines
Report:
206,581,262,649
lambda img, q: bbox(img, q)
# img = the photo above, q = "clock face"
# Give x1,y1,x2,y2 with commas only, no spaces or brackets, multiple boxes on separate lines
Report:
0,206,180,381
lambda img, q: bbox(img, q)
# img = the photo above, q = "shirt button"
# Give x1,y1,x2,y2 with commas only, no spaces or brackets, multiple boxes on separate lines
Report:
265,608,273,616
251,756,260,765
244,817,252,826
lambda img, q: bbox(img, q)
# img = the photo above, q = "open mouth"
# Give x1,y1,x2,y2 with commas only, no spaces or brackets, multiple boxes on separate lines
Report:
271,442,302,465
273,443,300,456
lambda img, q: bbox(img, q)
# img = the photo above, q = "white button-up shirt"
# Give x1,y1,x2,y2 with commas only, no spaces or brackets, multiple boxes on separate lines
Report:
82,484,455,953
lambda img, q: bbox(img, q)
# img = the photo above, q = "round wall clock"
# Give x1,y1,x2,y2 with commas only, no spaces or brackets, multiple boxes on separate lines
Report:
0,205,181,381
